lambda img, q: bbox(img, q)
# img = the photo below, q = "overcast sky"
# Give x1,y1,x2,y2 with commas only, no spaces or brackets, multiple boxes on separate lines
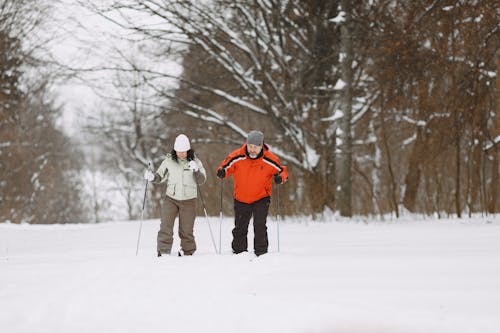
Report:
49,0,182,136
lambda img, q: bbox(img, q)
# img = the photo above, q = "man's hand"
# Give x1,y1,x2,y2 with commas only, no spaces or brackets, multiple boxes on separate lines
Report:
216,168,226,179
274,173,283,184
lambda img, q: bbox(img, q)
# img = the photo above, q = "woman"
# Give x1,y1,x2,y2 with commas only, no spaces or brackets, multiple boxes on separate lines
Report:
144,134,206,256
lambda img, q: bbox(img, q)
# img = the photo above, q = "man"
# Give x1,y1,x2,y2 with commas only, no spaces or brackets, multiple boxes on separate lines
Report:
216,130,288,256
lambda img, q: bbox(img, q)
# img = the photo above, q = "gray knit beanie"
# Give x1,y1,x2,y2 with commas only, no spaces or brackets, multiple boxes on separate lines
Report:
247,130,264,146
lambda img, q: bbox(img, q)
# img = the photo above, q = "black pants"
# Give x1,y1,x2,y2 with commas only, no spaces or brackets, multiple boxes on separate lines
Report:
232,196,271,256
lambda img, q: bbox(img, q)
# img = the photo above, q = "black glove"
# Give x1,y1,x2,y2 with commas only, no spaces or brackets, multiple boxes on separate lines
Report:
216,168,226,179
274,173,282,184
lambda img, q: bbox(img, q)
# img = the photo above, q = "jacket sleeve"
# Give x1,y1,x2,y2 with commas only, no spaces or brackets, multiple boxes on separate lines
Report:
154,159,169,184
194,157,207,185
265,152,289,182
216,150,243,178
280,165,289,182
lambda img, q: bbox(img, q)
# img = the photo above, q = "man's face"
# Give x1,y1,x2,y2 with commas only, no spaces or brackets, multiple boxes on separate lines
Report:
247,144,262,158
176,151,188,160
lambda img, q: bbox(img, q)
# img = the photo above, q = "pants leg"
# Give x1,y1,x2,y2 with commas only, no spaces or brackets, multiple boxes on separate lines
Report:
157,197,178,254
232,199,252,253
178,198,197,255
252,196,270,256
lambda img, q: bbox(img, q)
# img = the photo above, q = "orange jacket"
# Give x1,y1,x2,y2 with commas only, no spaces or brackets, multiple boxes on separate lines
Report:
217,144,289,204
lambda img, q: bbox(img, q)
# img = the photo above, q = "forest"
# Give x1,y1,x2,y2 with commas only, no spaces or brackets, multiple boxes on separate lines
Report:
1,0,499,223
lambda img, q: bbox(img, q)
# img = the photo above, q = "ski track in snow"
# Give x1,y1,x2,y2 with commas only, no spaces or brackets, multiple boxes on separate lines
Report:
1,216,499,333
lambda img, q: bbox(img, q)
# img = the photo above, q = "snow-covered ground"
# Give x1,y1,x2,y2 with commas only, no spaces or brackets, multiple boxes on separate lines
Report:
1,215,499,333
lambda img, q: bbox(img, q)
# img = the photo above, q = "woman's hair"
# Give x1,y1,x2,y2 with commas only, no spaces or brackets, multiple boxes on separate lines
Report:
171,149,195,162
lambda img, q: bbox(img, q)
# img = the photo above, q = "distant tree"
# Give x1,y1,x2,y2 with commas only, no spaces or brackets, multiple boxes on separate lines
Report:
0,0,87,223
337,0,354,217
489,48,500,213
361,0,499,216
84,0,358,215
83,63,166,220
79,0,500,218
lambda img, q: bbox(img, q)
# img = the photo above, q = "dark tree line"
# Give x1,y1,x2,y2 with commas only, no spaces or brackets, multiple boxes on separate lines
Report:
0,0,86,224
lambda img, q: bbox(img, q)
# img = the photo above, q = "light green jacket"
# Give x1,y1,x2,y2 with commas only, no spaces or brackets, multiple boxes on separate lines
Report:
154,154,207,201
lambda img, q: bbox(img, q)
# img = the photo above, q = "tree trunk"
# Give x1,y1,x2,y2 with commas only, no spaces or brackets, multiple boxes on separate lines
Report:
455,130,462,218
402,132,423,213
325,138,337,212
337,0,353,217
490,153,499,213
488,48,500,213
370,119,383,216
380,103,399,217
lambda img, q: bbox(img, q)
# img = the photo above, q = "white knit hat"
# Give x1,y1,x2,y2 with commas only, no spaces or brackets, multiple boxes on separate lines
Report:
174,134,191,152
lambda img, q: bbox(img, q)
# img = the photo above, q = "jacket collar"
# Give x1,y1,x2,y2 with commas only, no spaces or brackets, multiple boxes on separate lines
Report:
241,143,268,159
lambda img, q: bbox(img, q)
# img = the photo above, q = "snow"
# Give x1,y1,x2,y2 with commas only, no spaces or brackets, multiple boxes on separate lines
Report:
402,115,427,127
321,109,344,122
402,133,417,146
212,89,266,114
330,11,346,24
485,135,500,151
486,71,496,78
334,79,347,90
1,215,499,333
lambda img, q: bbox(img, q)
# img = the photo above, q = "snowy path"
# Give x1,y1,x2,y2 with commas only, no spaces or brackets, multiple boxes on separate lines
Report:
1,216,499,333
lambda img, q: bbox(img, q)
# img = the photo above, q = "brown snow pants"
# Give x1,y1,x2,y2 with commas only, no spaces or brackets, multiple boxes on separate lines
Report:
157,196,197,255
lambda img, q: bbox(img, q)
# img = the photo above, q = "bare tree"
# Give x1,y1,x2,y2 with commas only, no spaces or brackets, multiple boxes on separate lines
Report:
74,0,499,218
489,48,500,213
336,0,354,217
1,0,87,223
80,0,362,214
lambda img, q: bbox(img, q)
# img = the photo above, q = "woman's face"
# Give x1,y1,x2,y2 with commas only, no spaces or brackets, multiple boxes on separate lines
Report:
176,151,188,160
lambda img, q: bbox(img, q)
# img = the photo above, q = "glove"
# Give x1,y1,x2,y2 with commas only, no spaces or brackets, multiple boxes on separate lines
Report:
144,169,155,182
216,168,226,179
188,160,199,172
274,173,283,184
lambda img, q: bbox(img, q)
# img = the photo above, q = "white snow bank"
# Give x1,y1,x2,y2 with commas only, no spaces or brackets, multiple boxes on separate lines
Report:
1,215,499,333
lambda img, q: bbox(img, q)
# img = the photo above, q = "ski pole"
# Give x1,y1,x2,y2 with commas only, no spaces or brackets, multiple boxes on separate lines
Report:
219,180,223,254
136,161,153,256
277,183,280,253
196,182,218,254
